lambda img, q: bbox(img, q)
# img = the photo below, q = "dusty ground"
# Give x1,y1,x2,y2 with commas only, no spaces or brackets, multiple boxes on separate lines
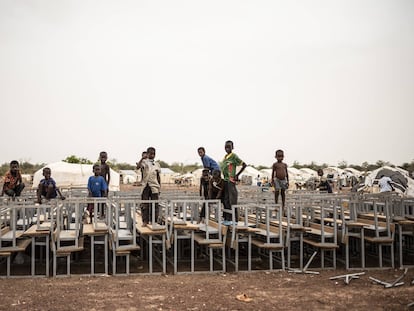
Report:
0,269,413,310
1,184,414,310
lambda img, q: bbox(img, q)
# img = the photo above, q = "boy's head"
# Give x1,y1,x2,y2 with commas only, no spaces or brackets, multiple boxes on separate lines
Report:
202,169,209,178
93,164,101,176
212,169,221,179
224,141,234,154
197,147,205,157
147,147,156,160
10,160,19,174
317,168,324,177
43,167,52,179
99,151,108,163
275,149,284,162
141,151,148,159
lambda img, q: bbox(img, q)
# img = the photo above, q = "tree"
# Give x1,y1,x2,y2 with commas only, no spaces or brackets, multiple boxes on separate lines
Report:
62,155,93,164
338,160,348,169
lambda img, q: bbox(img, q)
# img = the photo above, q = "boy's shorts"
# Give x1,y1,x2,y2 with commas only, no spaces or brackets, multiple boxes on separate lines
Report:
274,178,288,190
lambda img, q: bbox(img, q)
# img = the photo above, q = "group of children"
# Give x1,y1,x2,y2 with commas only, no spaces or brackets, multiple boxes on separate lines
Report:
1,142,292,225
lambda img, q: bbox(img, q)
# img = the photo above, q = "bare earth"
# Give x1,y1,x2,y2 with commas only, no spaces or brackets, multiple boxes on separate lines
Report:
1,185,413,310
0,269,413,311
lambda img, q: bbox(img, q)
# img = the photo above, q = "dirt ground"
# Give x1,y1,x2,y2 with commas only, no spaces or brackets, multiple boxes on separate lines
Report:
1,184,414,310
0,269,413,311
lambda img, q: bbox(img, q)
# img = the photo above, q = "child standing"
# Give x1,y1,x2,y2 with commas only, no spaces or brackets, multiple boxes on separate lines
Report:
99,151,111,186
136,147,161,227
221,140,246,221
271,150,289,211
199,169,210,199
87,164,108,223
36,167,65,204
1,160,25,199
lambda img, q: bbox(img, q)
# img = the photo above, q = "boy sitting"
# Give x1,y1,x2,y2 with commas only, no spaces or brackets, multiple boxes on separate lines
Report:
36,167,65,204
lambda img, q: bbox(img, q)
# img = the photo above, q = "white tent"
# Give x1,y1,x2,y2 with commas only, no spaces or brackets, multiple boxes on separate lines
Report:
119,170,138,184
160,167,177,184
344,167,362,177
360,166,414,197
299,168,318,180
32,161,120,191
239,166,263,185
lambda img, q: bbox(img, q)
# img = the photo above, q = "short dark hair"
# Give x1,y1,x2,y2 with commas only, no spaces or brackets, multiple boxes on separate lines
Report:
10,160,19,166
276,149,284,155
198,147,205,152
147,147,156,153
93,164,100,170
225,140,234,148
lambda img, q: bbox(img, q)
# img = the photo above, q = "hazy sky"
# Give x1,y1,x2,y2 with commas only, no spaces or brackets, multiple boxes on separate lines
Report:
1,0,413,168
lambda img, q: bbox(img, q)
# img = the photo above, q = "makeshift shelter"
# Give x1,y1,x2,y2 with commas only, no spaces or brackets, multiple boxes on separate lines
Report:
359,166,414,197
160,167,177,184
32,161,120,191
239,166,263,186
299,168,318,180
119,170,138,184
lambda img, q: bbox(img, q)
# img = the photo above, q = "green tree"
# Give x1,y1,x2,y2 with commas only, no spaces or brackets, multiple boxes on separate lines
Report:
62,155,93,164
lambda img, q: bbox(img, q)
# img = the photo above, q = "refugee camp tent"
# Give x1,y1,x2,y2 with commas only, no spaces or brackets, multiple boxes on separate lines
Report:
119,170,138,184
160,167,177,184
239,166,263,185
344,167,362,177
299,168,318,180
32,161,120,191
360,166,414,196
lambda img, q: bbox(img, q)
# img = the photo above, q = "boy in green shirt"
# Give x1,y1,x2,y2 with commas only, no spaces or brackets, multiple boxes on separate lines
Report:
221,140,246,221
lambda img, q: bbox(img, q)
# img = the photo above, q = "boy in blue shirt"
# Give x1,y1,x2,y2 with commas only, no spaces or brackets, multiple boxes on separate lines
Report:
36,167,65,204
197,147,220,175
87,164,108,222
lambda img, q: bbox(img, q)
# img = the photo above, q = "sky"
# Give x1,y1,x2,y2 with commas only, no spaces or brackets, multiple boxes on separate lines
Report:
1,0,413,168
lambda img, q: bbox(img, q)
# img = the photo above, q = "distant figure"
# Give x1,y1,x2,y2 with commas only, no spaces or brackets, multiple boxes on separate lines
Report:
99,151,111,186
197,147,220,175
87,164,108,223
221,140,246,221
137,147,161,227
256,175,262,187
271,150,289,211
199,169,210,199
1,160,25,199
317,168,332,193
378,175,394,192
36,167,65,204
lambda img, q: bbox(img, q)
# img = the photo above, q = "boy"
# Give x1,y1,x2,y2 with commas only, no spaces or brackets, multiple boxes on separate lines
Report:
199,169,223,223
36,167,65,204
197,147,220,175
221,140,246,221
271,150,289,210
199,169,210,199
208,169,224,200
99,151,111,186
137,147,161,227
1,160,25,199
87,164,108,223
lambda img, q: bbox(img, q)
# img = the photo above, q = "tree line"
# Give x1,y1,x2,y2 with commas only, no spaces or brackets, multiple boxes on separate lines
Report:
0,155,413,177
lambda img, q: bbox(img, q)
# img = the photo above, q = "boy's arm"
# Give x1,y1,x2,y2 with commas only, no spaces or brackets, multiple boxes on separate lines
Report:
107,167,111,185
235,162,247,181
285,164,289,184
57,188,66,200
